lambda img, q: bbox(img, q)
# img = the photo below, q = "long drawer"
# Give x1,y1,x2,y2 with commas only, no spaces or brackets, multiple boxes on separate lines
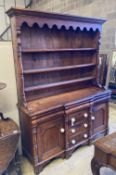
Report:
68,120,89,138
68,108,90,126
68,130,89,147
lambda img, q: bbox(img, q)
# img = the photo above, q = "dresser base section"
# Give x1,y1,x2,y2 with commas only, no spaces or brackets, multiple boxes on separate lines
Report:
19,97,110,175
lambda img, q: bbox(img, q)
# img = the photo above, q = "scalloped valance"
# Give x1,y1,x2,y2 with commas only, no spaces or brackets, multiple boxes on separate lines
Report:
6,8,106,32
20,22,100,32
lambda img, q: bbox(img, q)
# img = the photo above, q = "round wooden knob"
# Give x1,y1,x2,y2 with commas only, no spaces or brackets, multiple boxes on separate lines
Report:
91,116,95,120
60,128,65,133
71,118,76,122
83,134,88,138
71,139,76,144
84,113,88,118
84,123,88,128
13,130,19,134
71,128,76,133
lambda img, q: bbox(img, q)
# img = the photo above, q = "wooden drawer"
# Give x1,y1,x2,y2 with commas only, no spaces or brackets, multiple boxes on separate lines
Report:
68,131,89,147
68,121,89,138
68,109,89,127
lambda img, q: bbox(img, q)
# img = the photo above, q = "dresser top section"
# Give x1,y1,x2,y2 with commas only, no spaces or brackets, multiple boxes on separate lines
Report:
6,7,105,31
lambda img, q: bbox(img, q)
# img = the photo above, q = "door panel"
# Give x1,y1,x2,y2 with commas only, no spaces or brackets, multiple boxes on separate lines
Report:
91,102,108,135
37,115,65,161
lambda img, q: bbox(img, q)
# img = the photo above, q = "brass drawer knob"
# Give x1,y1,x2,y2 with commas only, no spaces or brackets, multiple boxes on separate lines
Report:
71,117,76,126
83,123,88,128
71,139,76,144
83,134,88,138
71,128,76,133
60,128,65,133
84,113,88,118
91,116,95,120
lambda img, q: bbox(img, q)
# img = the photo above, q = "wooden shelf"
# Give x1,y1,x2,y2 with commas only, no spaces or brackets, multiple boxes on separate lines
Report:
24,76,95,92
22,48,97,53
26,86,106,114
23,63,96,74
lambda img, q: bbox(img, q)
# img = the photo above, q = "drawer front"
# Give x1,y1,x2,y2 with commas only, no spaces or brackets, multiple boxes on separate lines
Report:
68,131,89,147
68,121,89,138
68,109,90,127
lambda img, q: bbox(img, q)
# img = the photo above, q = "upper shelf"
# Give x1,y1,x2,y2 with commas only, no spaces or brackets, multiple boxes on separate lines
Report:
22,48,97,53
23,63,96,74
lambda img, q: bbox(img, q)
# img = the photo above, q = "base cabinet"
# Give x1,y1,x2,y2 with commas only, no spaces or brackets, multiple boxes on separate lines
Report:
20,100,110,174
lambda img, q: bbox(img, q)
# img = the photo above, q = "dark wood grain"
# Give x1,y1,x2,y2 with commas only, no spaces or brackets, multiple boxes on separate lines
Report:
7,8,111,175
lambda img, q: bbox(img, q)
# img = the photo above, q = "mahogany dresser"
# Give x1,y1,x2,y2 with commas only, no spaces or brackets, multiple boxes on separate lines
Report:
7,8,111,174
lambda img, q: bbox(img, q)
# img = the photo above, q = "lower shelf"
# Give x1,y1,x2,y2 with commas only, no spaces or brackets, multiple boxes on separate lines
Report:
24,76,95,92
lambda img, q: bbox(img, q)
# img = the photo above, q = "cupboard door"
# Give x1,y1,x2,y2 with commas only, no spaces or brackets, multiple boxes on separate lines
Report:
91,102,108,136
37,115,65,161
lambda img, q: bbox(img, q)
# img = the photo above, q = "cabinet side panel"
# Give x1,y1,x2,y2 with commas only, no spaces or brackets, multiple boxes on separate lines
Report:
10,17,26,105
19,111,34,162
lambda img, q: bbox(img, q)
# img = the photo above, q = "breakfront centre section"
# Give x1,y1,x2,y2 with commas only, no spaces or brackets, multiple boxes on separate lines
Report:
7,8,111,174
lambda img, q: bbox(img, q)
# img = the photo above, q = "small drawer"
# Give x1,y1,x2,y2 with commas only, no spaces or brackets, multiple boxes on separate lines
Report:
69,131,89,147
69,122,89,137
69,109,89,127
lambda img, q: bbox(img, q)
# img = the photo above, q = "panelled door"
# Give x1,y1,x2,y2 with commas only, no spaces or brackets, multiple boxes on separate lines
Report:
37,113,65,161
